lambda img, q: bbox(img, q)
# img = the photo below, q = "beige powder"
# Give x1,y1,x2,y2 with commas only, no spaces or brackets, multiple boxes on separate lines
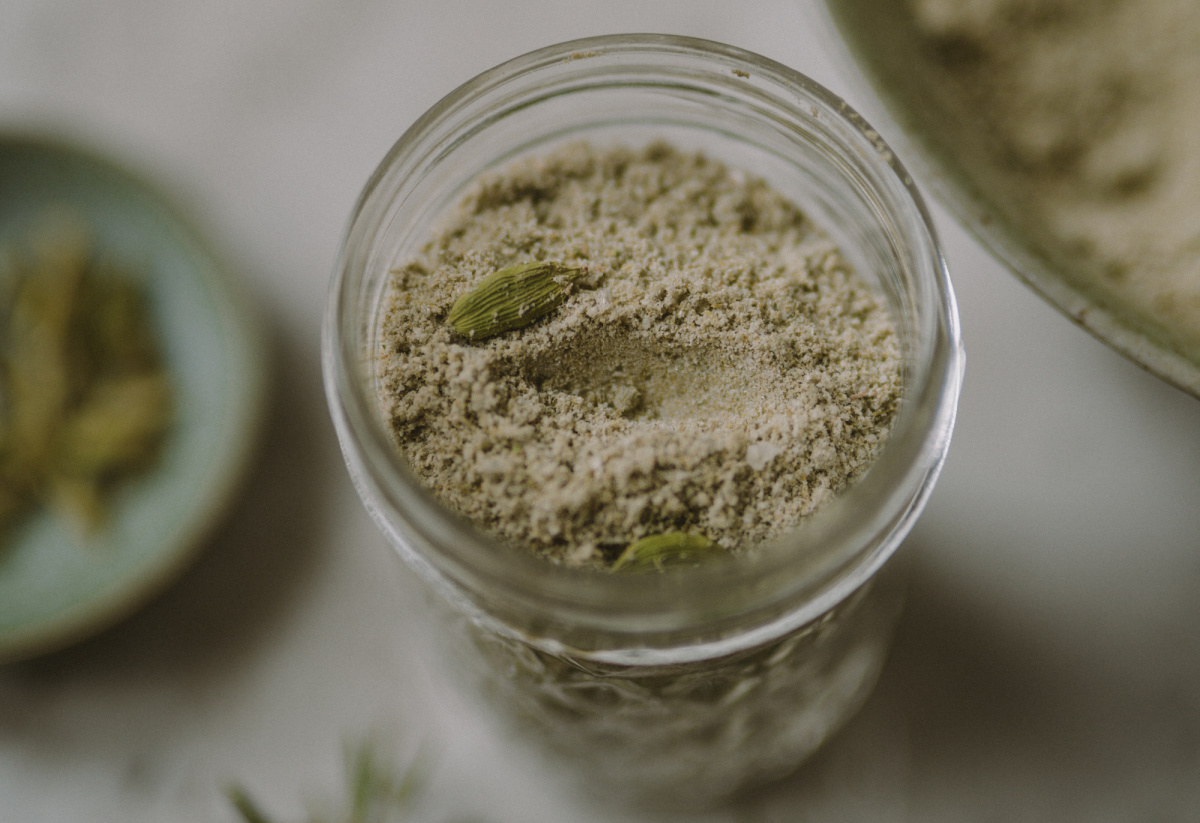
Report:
909,0,1200,356
377,142,901,567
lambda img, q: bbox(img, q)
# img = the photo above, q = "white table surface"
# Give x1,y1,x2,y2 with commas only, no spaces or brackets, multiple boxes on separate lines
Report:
2,2,1199,821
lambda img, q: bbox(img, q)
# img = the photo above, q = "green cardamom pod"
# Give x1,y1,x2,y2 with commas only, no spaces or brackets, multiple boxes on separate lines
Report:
447,261,581,341
611,531,723,571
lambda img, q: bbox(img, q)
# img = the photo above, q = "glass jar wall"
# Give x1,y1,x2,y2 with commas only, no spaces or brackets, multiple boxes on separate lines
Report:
324,34,963,807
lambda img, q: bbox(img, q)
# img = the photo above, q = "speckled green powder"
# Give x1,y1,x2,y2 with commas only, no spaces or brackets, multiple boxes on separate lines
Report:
376,141,901,567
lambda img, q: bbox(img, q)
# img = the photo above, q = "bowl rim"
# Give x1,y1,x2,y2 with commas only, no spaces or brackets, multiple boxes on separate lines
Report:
813,0,1200,399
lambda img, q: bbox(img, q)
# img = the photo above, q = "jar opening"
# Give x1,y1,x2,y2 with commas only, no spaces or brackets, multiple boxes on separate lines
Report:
323,34,964,661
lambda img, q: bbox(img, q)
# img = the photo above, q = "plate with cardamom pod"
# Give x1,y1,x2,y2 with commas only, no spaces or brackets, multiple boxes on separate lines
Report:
0,133,266,662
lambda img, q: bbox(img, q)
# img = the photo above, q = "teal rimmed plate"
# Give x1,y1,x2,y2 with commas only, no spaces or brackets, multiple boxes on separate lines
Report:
0,134,267,662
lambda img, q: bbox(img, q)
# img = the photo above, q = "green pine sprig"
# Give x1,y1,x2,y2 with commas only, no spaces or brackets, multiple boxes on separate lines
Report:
228,741,432,823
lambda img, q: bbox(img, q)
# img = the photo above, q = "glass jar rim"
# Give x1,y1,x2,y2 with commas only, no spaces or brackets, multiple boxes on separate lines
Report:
323,33,964,662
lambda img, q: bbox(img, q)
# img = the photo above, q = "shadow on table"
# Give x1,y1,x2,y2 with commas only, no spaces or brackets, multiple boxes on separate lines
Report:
730,542,1200,821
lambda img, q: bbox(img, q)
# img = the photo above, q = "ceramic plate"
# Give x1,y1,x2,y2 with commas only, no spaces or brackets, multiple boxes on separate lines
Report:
817,0,1200,398
0,134,266,662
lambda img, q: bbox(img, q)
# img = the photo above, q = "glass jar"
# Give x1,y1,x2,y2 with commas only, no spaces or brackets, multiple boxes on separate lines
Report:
323,34,964,807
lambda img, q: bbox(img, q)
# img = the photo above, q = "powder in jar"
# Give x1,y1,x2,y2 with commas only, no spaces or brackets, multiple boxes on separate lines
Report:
376,141,901,567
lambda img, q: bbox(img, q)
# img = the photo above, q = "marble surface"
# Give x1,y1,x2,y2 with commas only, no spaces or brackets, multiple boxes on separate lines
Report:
2,1,1198,821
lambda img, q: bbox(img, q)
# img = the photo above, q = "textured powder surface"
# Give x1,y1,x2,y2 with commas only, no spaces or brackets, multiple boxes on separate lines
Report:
908,0,1200,356
377,142,901,567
